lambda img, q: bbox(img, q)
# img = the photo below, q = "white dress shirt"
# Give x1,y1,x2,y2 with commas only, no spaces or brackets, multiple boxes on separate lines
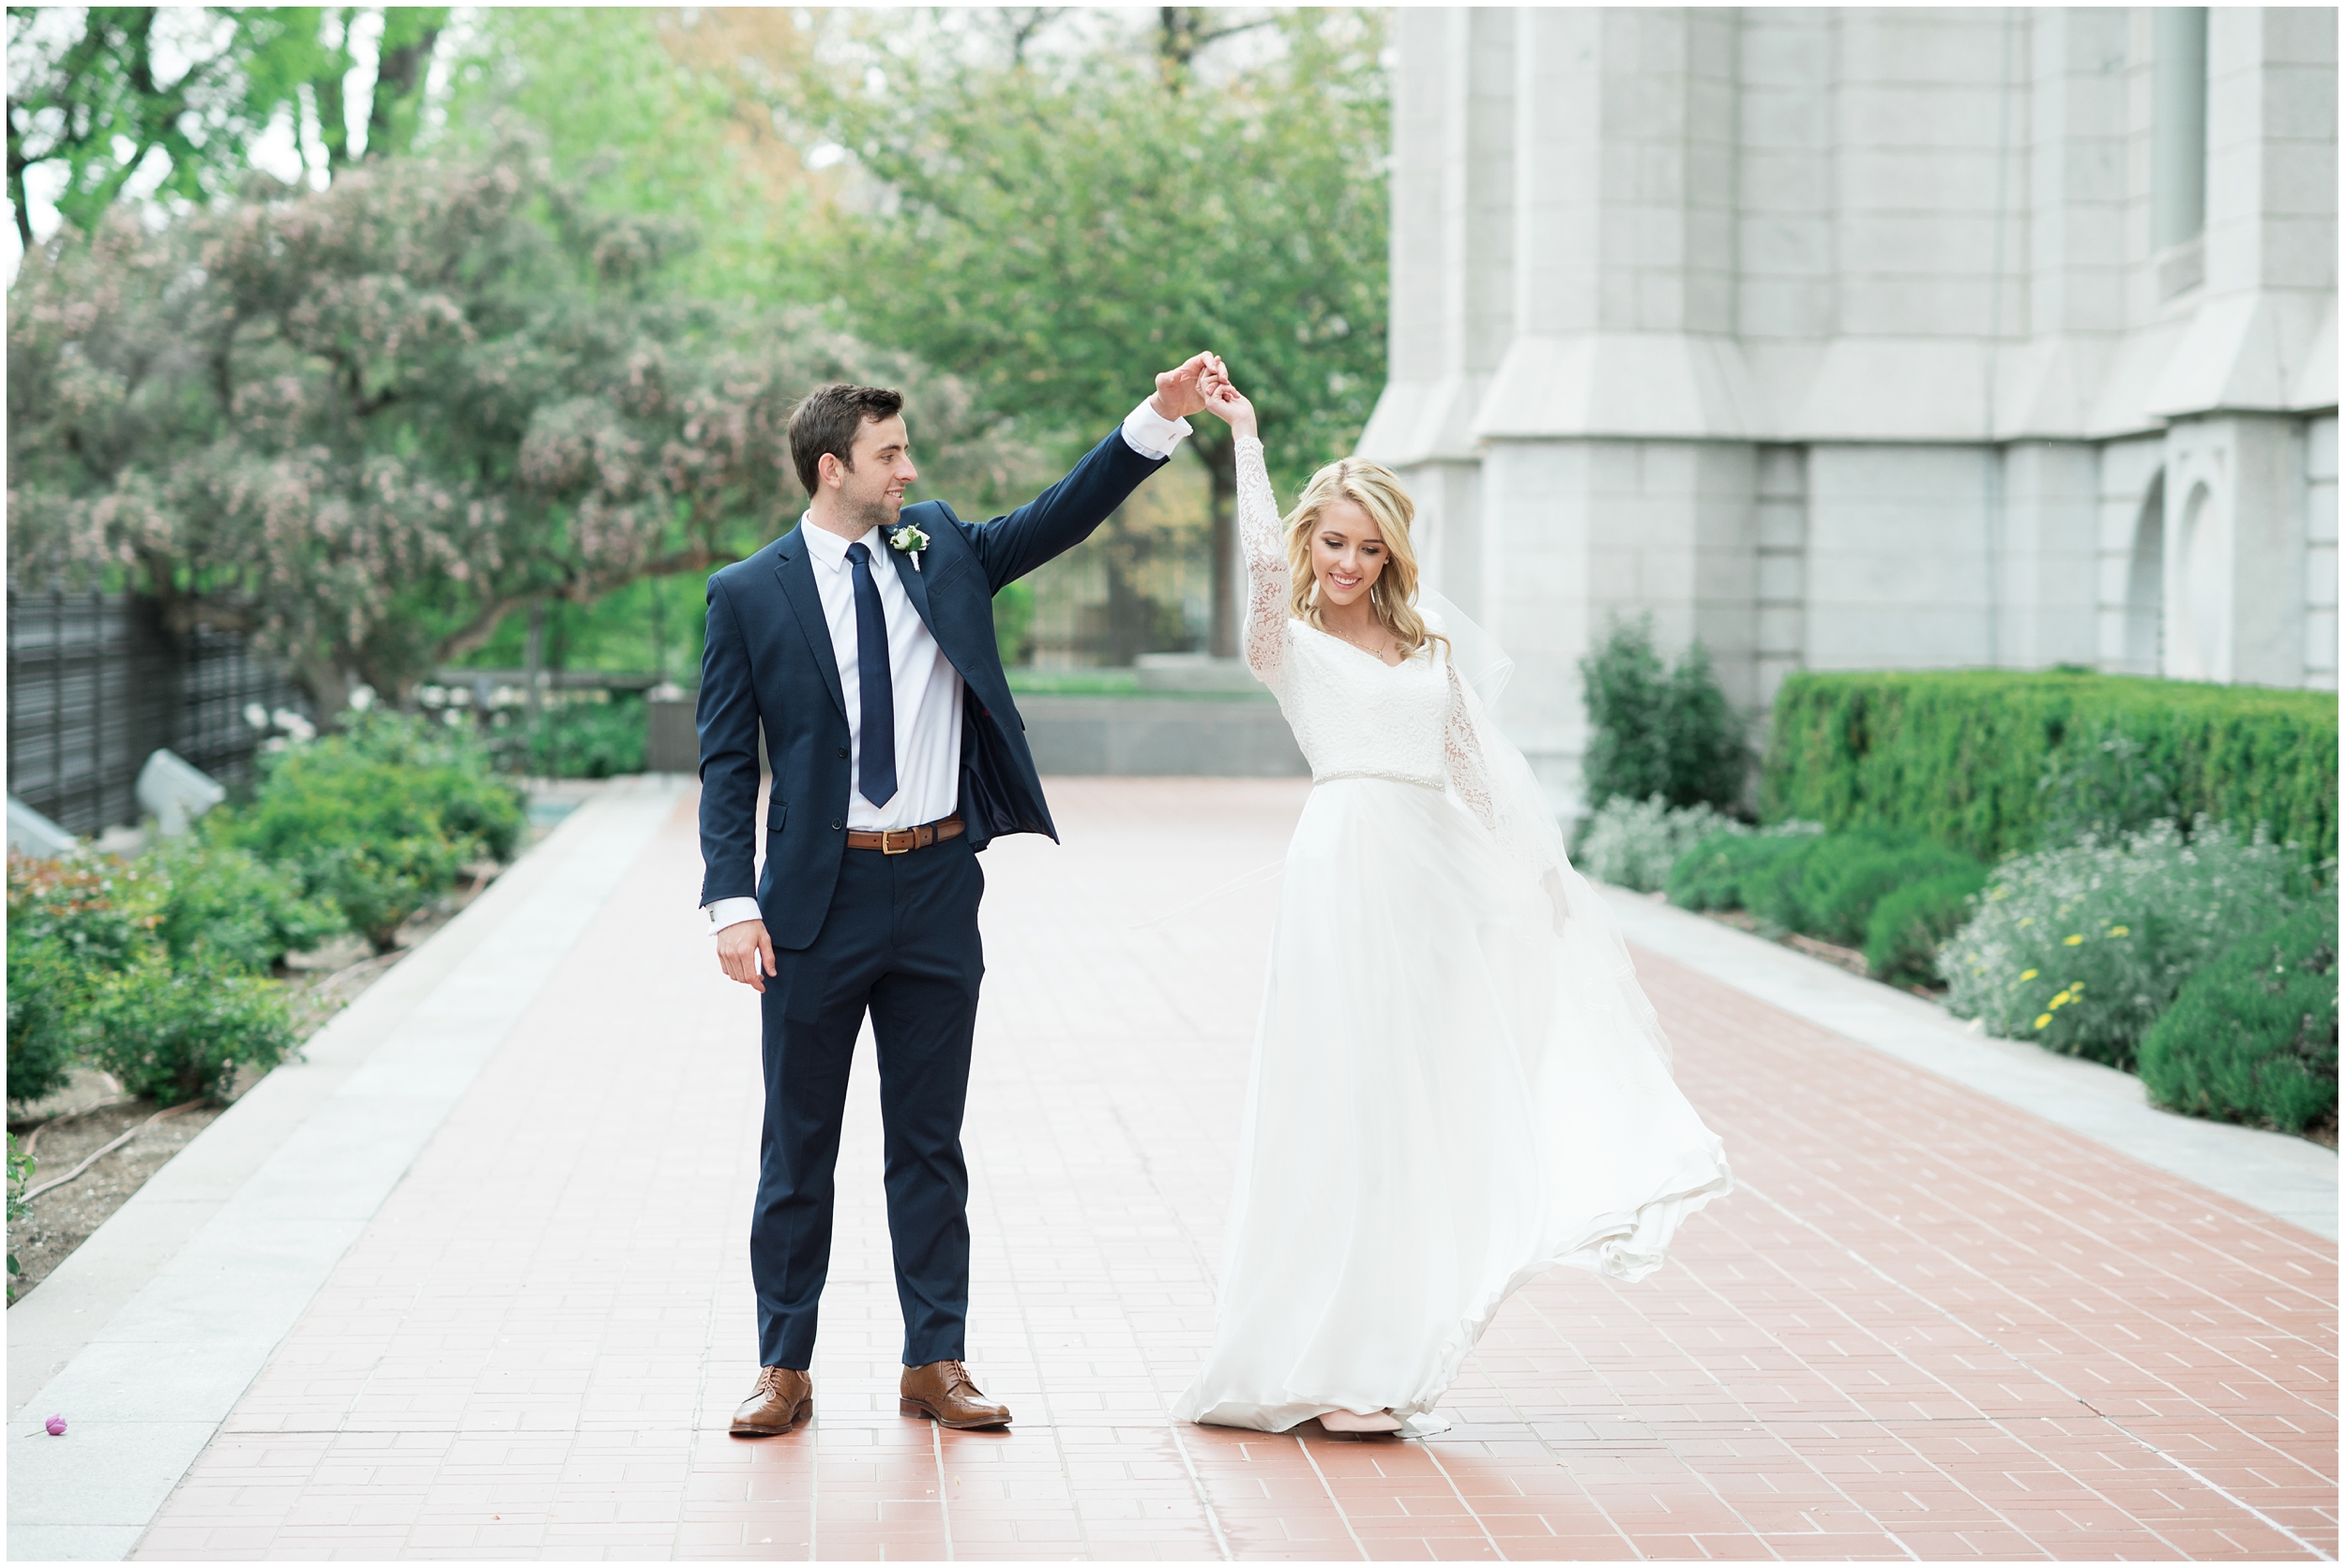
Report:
706,399,1191,934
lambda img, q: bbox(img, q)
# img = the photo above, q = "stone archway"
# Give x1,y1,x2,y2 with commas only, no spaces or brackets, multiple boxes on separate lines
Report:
2168,479,2226,681
2123,472,2165,674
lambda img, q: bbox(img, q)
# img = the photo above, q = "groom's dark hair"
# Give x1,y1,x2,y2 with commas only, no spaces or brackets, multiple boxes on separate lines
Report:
789,384,905,495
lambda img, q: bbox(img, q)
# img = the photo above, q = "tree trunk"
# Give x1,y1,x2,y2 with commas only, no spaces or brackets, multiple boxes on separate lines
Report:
1200,432,1238,659
294,654,353,721
522,600,547,732
367,18,445,158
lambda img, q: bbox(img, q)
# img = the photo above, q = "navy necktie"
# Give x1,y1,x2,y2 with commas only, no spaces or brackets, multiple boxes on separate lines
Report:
843,541,898,808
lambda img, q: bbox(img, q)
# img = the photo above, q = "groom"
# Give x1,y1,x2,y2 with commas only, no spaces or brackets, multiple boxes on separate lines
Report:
697,354,1217,1435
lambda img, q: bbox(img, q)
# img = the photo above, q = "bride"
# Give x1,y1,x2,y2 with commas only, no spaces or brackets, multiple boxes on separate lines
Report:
1172,361,1732,1438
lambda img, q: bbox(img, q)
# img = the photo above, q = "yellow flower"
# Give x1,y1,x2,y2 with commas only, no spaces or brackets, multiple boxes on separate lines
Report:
2034,1014,2053,1030
2063,934,2084,945
2050,992,2071,1009
2107,925,2130,937
2018,916,2035,927
2020,969,2038,982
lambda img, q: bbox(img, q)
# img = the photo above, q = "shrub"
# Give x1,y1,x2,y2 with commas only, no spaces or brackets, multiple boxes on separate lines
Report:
8,1131,30,1294
522,697,646,779
1666,825,1821,912
1762,834,1986,948
8,1131,31,1225
7,855,164,1104
1941,819,2307,1070
1864,869,1989,989
84,951,298,1106
1578,796,1748,893
1763,670,2337,864
216,711,523,950
2139,904,2338,1136
331,711,526,861
993,579,1036,666
1579,617,1751,814
8,938,86,1105
143,840,345,972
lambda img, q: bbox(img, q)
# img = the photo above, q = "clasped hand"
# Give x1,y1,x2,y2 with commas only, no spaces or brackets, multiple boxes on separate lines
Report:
1152,352,1255,439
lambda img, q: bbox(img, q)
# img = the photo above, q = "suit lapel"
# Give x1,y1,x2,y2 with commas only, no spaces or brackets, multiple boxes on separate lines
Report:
885,535,942,653
772,532,846,720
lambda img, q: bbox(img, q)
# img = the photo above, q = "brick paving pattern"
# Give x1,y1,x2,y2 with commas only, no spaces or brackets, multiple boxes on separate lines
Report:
132,780,2337,1560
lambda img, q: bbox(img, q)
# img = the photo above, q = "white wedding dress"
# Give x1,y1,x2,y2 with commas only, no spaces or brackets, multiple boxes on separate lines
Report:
1171,436,1732,1437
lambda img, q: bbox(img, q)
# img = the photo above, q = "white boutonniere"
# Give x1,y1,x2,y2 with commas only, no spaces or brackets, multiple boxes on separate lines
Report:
886,522,930,569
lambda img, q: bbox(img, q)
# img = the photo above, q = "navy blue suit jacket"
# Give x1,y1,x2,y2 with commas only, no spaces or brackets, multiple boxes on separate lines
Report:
695,428,1168,950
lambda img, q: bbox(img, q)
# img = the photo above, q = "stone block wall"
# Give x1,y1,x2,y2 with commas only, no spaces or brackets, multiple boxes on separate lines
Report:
1361,6,2338,821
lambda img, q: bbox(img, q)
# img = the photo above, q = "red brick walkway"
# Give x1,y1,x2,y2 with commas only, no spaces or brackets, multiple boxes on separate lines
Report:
133,780,2337,1561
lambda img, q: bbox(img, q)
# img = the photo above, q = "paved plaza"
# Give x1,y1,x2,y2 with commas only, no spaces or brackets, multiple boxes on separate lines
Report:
9,778,2337,1561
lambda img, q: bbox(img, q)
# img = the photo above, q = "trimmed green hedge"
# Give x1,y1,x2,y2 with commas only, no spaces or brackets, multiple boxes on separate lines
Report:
1763,671,2337,865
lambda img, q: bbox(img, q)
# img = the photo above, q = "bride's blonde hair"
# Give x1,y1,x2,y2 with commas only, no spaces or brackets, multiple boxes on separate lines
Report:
1285,458,1445,659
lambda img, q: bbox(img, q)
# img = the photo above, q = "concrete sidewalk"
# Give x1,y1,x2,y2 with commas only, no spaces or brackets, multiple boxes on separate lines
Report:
8,779,2335,1561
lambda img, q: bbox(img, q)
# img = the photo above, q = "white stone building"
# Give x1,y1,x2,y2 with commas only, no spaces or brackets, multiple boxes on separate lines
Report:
1359,7,2337,814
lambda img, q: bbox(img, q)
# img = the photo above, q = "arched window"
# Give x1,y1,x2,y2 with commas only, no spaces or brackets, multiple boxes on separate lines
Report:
2171,481,2226,680
2123,475,2165,675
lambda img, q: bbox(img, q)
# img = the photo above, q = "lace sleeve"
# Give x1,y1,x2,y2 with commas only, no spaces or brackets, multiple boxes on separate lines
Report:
1443,662,1499,835
1234,435,1289,689
1444,655,1572,933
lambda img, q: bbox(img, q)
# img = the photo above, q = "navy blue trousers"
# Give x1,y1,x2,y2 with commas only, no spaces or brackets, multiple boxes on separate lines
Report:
753,837,985,1369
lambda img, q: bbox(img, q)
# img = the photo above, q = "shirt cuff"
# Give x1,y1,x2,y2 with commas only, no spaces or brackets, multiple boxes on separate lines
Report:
1120,399,1193,461
703,897,764,936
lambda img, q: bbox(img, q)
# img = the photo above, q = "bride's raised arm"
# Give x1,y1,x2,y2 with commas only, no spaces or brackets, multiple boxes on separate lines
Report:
1198,364,1289,691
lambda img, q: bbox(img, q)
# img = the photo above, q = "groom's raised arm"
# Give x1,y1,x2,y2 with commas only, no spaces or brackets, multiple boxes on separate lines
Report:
965,354,1214,593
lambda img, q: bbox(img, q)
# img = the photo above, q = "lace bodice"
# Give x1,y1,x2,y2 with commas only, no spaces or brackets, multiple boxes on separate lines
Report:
1234,437,1496,824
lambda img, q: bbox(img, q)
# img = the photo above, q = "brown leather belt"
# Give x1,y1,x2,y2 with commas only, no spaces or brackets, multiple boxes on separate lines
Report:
845,814,964,854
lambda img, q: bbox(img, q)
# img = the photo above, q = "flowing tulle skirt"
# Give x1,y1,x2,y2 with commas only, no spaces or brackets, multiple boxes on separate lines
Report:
1172,777,1731,1434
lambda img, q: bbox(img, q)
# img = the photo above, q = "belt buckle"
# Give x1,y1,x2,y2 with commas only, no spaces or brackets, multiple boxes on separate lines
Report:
880,827,915,855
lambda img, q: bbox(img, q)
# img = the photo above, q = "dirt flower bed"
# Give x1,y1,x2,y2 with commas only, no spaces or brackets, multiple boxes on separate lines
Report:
8,884,486,1302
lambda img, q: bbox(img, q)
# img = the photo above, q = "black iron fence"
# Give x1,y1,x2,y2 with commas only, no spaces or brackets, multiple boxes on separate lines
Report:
7,585,310,837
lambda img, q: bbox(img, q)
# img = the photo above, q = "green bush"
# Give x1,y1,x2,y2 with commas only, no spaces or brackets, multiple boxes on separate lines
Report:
1941,819,2307,1070
522,697,646,778
1577,796,1748,893
1662,824,1987,982
215,712,523,950
1864,868,1989,989
143,839,344,972
2140,904,2337,1136
1762,834,1986,948
8,938,86,1105
1579,617,1751,814
1666,826,1820,912
84,951,297,1106
7,855,164,1104
331,712,525,860
1763,670,2337,864
993,579,1036,666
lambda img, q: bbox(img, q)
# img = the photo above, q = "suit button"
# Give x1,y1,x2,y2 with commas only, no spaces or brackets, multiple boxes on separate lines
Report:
837,746,849,760
831,820,843,831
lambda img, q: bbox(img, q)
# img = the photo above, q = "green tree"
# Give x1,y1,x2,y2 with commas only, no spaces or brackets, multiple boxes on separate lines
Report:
8,143,1036,709
7,6,446,250
1579,617,1752,816
437,6,816,306
800,8,1389,656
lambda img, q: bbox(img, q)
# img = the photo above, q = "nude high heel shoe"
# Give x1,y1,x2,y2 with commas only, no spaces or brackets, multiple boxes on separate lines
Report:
1319,1408,1403,1434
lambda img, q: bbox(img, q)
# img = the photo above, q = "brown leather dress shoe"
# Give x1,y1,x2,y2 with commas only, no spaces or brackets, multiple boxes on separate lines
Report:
730,1366,812,1437
899,1359,1011,1429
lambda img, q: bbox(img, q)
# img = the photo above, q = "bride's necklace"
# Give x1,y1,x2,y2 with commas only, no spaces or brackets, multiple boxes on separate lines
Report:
1324,618,1394,662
